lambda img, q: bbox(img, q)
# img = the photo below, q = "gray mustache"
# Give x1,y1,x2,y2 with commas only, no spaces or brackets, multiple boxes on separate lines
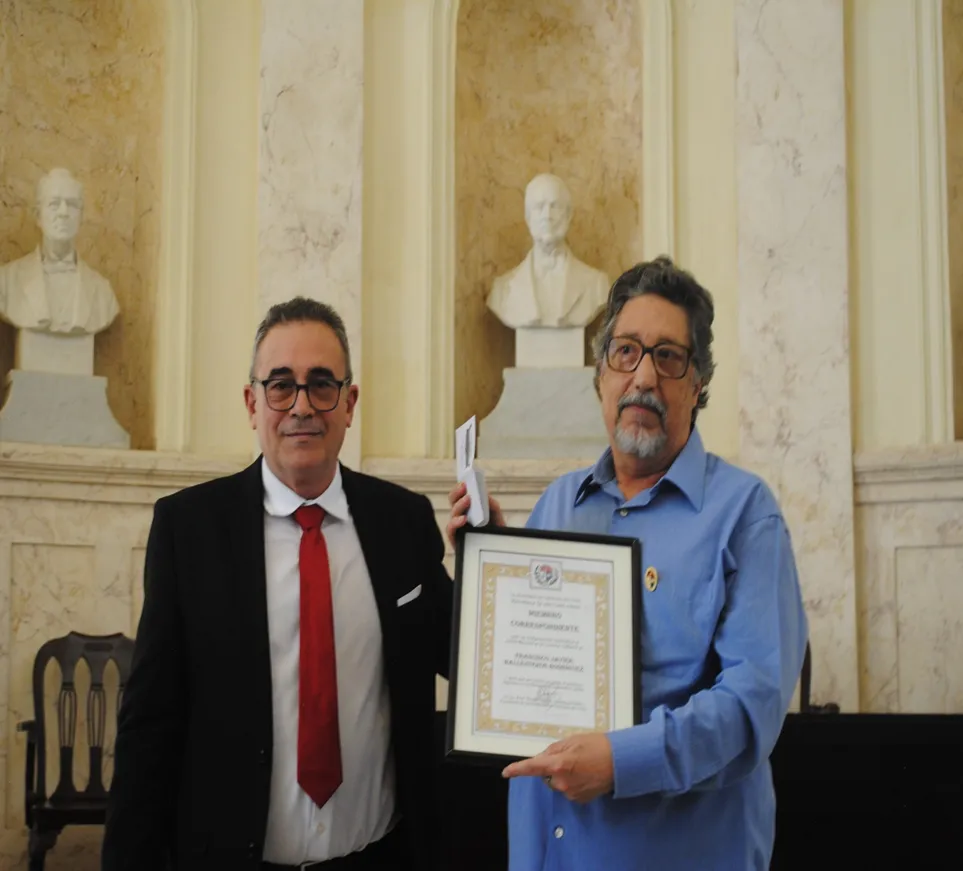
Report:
617,391,666,421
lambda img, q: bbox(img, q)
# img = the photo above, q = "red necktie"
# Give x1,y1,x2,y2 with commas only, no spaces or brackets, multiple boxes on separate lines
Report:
293,504,342,807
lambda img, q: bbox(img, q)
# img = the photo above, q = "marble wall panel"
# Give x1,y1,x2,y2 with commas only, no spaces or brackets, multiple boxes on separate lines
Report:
855,447,963,713
0,0,166,449
734,0,859,710
0,443,222,870
895,545,963,712
258,0,364,467
454,0,644,426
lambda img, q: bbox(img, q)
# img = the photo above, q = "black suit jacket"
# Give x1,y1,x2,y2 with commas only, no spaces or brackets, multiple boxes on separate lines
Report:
102,459,453,871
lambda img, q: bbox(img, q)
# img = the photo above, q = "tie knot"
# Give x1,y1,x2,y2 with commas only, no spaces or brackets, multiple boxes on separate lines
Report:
294,503,325,532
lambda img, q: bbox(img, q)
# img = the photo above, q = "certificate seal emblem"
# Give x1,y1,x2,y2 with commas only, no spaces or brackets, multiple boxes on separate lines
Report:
530,560,562,590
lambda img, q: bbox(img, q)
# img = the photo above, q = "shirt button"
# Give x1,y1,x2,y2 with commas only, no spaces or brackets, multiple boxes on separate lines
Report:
316,821,326,835
619,508,628,517
554,826,564,839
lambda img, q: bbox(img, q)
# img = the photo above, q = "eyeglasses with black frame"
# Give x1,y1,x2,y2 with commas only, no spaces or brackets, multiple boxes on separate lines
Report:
605,336,692,379
251,375,351,413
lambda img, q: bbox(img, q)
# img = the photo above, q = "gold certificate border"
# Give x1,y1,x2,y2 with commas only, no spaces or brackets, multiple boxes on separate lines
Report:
474,561,611,739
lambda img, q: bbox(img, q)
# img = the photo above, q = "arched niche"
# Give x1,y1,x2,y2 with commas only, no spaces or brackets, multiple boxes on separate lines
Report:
360,0,672,460
0,0,168,449
452,0,667,428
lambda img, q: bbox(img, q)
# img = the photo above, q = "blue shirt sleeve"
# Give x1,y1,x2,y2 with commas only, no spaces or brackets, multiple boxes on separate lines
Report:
607,514,808,798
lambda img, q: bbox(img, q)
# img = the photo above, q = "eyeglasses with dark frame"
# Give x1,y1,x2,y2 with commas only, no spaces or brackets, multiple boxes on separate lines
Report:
605,336,692,380
251,376,351,413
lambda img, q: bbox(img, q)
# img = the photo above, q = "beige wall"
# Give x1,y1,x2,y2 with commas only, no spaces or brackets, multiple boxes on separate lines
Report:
945,0,963,440
0,0,166,450
188,0,260,457
672,0,739,460
847,0,955,450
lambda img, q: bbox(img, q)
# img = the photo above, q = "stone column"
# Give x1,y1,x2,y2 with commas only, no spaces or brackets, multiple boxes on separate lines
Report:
734,0,859,709
259,0,364,466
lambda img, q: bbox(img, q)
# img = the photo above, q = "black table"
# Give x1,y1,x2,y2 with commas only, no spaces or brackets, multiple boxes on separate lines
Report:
434,712,963,870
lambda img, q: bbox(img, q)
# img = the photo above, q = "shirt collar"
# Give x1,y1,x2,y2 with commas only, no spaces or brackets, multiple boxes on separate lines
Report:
261,459,350,522
574,427,708,511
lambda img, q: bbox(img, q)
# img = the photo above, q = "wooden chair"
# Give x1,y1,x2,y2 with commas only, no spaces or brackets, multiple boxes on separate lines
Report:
17,631,134,871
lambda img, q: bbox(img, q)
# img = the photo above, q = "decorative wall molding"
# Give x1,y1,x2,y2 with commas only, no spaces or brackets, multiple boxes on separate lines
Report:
854,443,963,503
154,0,198,452
0,442,245,502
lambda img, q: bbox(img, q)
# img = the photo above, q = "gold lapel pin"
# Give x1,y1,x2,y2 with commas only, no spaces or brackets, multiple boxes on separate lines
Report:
644,566,659,592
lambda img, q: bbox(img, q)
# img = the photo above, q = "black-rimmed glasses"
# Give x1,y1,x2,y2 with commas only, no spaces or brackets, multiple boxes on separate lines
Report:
606,336,692,379
251,376,350,412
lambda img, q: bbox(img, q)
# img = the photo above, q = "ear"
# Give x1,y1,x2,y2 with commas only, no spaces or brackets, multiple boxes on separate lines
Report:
691,375,703,405
343,383,360,428
243,383,257,430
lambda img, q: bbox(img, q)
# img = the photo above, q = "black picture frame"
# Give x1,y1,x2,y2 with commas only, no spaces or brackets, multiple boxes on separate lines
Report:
445,524,642,766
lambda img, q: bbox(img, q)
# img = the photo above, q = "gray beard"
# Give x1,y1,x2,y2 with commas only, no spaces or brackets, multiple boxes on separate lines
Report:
613,422,668,460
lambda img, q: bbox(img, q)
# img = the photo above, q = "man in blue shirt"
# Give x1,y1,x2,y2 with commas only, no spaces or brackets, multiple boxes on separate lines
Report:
448,257,808,870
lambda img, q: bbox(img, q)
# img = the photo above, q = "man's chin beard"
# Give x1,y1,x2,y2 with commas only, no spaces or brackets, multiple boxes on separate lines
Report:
614,424,667,460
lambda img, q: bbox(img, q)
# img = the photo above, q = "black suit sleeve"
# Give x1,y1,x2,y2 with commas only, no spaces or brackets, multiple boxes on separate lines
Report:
420,494,453,680
102,500,187,871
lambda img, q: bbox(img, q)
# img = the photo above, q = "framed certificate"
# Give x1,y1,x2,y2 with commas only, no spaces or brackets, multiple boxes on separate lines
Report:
445,525,641,764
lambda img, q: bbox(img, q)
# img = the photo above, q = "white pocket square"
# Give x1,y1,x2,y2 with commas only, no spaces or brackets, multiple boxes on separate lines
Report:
396,584,422,607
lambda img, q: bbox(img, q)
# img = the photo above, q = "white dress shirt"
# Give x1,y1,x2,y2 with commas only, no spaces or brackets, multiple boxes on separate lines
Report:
261,462,396,864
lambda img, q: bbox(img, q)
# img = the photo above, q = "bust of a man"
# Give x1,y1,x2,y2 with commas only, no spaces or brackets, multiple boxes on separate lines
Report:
486,173,609,330
0,168,119,335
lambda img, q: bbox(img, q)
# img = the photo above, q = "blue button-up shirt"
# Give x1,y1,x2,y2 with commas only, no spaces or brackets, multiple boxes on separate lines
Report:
508,428,808,871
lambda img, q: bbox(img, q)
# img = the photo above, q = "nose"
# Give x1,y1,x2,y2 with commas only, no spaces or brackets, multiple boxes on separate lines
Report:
630,350,659,393
290,385,315,417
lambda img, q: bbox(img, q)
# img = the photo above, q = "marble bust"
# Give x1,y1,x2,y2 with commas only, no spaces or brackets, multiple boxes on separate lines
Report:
486,173,609,330
0,168,119,335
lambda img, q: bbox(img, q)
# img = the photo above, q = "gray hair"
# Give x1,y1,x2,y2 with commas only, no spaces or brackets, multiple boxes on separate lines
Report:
249,297,353,382
592,256,715,423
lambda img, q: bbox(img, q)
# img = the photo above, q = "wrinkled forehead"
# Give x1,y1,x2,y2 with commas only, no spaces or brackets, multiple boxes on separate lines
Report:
255,321,347,379
38,175,83,205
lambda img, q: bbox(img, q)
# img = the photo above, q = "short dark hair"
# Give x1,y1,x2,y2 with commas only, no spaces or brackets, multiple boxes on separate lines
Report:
249,297,353,382
592,256,715,421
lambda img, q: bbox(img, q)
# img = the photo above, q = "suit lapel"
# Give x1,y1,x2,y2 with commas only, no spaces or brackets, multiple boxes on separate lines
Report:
229,458,274,742
340,466,401,667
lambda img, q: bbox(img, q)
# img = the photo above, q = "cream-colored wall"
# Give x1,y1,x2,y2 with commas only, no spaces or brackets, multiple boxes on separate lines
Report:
847,0,955,451
672,0,739,460
362,0,436,458
188,0,260,457
945,0,963,440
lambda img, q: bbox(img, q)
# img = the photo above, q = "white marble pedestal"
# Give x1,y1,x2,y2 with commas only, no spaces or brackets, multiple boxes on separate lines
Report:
0,331,130,448
0,369,130,448
478,367,608,459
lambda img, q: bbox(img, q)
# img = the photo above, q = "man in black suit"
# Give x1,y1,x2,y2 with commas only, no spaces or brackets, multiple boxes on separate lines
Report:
103,298,452,871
